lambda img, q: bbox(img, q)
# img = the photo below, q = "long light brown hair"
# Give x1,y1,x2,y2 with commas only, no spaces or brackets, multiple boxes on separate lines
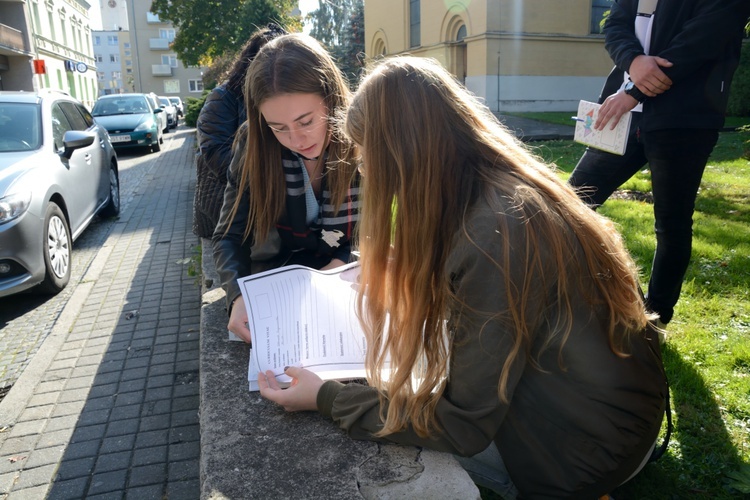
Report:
228,33,357,242
343,57,650,438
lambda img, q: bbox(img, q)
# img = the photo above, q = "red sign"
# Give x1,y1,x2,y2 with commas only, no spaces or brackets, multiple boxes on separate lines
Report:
33,59,46,74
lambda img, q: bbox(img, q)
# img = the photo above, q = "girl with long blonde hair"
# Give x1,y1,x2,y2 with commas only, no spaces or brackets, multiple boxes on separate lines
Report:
213,34,360,343
259,57,667,499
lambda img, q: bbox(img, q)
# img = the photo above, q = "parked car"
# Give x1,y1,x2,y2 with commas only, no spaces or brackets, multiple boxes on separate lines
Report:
91,93,164,153
146,93,169,133
0,90,120,298
169,96,184,117
158,96,178,129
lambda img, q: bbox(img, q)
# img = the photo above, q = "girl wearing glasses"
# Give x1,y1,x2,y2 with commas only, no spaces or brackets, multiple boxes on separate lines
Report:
258,57,668,499
213,34,360,343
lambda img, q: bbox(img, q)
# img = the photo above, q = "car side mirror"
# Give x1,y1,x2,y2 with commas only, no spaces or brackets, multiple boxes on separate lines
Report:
60,130,96,159
153,108,163,114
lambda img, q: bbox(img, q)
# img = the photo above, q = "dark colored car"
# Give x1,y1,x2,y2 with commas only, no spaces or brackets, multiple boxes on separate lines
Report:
92,93,164,153
0,90,120,297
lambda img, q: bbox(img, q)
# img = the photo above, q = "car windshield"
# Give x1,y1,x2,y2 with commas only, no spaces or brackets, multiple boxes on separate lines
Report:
158,98,170,107
0,103,42,152
169,98,180,106
92,96,150,116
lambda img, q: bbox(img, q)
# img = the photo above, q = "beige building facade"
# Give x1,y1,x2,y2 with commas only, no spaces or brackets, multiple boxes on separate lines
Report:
125,0,205,105
365,0,615,112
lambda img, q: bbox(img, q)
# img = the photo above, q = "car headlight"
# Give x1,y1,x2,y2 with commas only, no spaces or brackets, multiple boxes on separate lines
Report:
134,119,156,132
0,191,32,224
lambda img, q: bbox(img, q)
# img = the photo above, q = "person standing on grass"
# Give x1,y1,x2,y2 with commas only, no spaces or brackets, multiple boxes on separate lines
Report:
257,56,668,499
568,0,750,333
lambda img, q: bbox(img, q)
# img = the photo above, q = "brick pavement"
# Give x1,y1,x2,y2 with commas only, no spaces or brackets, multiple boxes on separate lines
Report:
0,138,171,394
0,128,202,499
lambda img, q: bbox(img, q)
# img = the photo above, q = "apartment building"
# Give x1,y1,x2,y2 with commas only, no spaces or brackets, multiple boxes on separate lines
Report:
365,0,615,112
0,0,97,107
125,0,205,105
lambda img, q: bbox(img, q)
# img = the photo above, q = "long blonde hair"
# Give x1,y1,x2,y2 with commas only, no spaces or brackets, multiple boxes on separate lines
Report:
344,57,650,438
228,33,357,242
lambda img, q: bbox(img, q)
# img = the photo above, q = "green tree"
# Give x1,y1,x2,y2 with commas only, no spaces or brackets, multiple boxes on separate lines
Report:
149,0,301,66
307,0,365,85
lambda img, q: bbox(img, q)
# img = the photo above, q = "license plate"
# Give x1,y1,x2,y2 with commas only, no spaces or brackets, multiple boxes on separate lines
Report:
110,134,131,143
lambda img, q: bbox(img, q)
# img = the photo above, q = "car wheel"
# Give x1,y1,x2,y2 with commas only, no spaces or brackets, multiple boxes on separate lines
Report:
100,164,120,217
37,202,72,294
152,138,161,153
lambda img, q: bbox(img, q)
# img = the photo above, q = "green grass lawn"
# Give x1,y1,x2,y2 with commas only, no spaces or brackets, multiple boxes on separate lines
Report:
507,111,750,131
512,129,750,499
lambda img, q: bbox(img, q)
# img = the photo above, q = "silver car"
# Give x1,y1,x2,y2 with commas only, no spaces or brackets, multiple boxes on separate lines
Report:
0,90,120,298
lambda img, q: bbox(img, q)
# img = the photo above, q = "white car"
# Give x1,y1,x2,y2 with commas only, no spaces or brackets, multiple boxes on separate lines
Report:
169,96,184,117
146,93,169,133
158,96,178,130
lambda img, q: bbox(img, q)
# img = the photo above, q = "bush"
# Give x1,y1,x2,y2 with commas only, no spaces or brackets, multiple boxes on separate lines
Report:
727,40,750,116
184,89,210,127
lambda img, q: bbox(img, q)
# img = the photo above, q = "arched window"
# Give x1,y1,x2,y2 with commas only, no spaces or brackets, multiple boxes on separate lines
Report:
456,25,466,42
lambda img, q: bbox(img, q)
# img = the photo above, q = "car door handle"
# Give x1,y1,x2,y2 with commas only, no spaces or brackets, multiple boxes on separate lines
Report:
84,153,92,163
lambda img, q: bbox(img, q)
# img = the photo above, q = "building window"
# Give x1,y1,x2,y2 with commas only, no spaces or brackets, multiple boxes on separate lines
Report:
409,0,420,48
188,79,204,92
97,71,105,80
47,11,56,38
126,68,132,73
110,54,120,63
159,29,176,41
591,0,613,34
96,54,103,62
456,25,467,42
107,35,118,45
93,35,100,46
162,54,178,68
125,60,132,66
112,71,121,79
124,42,130,48
124,50,131,56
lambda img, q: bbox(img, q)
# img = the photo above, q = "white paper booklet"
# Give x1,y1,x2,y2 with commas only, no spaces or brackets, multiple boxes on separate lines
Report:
573,100,632,156
238,262,377,391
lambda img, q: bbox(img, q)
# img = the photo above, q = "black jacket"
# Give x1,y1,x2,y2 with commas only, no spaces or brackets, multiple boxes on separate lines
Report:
193,84,244,238
212,131,360,311
598,0,750,131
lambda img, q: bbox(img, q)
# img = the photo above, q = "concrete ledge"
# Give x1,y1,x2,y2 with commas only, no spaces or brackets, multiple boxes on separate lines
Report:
199,241,479,499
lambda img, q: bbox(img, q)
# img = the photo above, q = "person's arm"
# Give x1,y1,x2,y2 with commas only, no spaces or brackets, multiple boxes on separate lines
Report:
212,134,253,315
652,0,750,85
197,87,242,174
262,208,532,457
604,0,672,97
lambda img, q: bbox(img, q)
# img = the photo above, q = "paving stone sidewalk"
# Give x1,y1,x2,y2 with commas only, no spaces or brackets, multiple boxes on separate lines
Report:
0,129,202,499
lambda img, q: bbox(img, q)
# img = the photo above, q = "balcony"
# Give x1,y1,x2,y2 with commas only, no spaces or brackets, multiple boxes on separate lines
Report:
151,64,172,76
146,12,163,23
0,22,26,53
149,37,171,50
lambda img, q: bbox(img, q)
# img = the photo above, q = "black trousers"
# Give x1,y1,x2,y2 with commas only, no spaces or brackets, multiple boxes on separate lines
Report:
568,112,719,323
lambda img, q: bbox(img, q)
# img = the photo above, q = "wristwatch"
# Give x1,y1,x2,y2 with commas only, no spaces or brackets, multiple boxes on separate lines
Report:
624,81,647,103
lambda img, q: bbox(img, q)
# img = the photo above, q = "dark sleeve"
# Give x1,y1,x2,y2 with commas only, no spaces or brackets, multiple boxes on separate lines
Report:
212,134,253,311
318,212,530,456
602,0,642,74
652,0,750,84
197,87,242,176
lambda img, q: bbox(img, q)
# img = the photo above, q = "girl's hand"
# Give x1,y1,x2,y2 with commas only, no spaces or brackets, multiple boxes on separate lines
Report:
228,297,252,343
258,366,324,412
